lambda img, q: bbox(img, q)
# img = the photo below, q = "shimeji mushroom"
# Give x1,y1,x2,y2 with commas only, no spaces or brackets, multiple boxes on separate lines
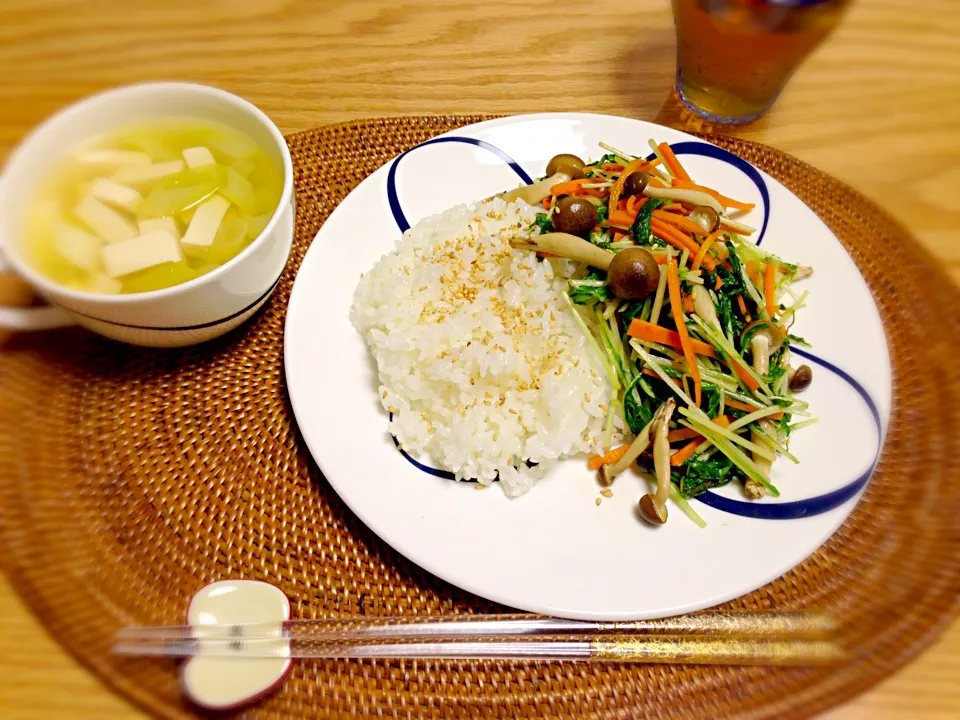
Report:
598,399,676,487
495,153,589,207
510,232,660,301
497,171,573,206
741,320,785,498
638,398,677,526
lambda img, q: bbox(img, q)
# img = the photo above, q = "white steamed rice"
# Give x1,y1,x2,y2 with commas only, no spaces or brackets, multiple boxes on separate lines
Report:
351,197,618,496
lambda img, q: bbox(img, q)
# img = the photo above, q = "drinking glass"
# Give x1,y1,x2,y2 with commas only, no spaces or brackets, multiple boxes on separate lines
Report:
671,0,852,124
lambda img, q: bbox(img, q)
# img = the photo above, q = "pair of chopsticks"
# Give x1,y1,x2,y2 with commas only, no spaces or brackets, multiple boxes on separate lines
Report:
114,611,843,665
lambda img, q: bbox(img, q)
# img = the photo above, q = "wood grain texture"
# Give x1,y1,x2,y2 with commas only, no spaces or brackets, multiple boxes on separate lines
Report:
0,1,957,718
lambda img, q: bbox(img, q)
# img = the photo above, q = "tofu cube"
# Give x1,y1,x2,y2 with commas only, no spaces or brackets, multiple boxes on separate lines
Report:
75,195,138,243
112,160,185,187
75,149,151,172
182,146,216,168
138,216,180,240
101,230,183,278
91,178,142,213
181,195,230,248
53,224,104,272
85,273,123,294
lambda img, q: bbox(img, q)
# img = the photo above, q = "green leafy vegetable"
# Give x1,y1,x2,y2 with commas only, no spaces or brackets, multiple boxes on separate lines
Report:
673,456,739,498
595,204,608,226
529,213,554,235
568,273,612,305
629,198,667,246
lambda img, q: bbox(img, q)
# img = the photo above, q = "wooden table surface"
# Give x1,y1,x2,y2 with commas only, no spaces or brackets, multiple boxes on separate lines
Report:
1,1,958,718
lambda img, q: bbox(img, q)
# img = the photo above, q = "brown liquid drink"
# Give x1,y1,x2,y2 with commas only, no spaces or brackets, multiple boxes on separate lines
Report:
672,0,851,123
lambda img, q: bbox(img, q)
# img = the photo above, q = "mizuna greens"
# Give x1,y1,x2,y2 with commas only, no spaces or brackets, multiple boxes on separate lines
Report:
516,141,816,527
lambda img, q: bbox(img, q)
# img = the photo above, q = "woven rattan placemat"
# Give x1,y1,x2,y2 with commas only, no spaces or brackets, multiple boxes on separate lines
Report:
1,115,958,719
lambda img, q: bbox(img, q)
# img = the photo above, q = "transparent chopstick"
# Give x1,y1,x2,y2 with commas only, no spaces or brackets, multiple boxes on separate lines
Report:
112,635,843,666
115,610,834,643
113,611,843,666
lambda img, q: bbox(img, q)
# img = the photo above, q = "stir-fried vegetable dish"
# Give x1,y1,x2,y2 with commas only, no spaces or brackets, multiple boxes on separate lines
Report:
506,140,816,527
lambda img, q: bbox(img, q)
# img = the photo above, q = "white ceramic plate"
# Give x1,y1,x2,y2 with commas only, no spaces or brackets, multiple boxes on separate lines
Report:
284,113,891,620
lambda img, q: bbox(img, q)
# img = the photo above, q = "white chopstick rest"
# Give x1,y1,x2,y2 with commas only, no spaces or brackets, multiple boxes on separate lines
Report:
180,580,291,711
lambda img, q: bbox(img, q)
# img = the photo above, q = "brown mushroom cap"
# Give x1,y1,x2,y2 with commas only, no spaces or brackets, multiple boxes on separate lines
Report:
546,153,586,177
788,364,813,392
741,320,784,354
688,205,721,233
607,247,661,300
553,196,598,238
623,171,649,198
638,494,668,525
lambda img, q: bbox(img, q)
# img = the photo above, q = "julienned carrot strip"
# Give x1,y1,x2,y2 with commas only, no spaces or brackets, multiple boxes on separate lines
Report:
617,199,628,211
732,363,761,392
629,318,756,391
746,260,762,287
608,210,636,228
541,197,551,209
627,319,717,357
667,259,701,407
670,438,701,466
653,209,708,237
626,195,639,215
692,230,721,272
608,159,651,219
651,219,714,271
736,294,748,315
715,275,724,290
660,203,687,213
650,218,700,258
613,231,626,242
550,178,591,196
670,416,728,466
682,294,695,314
764,262,778,318
671,179,755,211
667,427,702,444
726,399,783,420
588,443,631,470
601,163,624,172
658,142,691,182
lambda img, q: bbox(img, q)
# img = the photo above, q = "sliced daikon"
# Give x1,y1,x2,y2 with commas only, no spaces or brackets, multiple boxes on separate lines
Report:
138,217,180,239
205,132,257,160
91,178,142,213
184,214,248,264
85,273,123,294
113,160,185,187
101,230,183,278
231,158,256,177
221,167,256,214
54,224,103,272
183,146,216,168
181,195,230,248
138,165,225,220
75,149,151,172
75,195,138,243
245,213,271,240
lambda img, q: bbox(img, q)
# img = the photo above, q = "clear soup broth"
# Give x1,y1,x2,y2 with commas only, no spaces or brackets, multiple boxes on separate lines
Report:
22,118,283,294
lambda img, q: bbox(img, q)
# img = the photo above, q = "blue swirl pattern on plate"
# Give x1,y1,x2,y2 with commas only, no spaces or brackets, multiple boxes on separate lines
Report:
383,136,881,519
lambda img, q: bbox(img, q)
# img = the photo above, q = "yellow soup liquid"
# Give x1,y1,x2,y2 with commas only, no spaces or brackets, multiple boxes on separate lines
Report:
22,118,283,294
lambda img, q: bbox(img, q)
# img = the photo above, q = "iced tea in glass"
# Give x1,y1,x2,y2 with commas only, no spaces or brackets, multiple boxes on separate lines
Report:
672,0,851,124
